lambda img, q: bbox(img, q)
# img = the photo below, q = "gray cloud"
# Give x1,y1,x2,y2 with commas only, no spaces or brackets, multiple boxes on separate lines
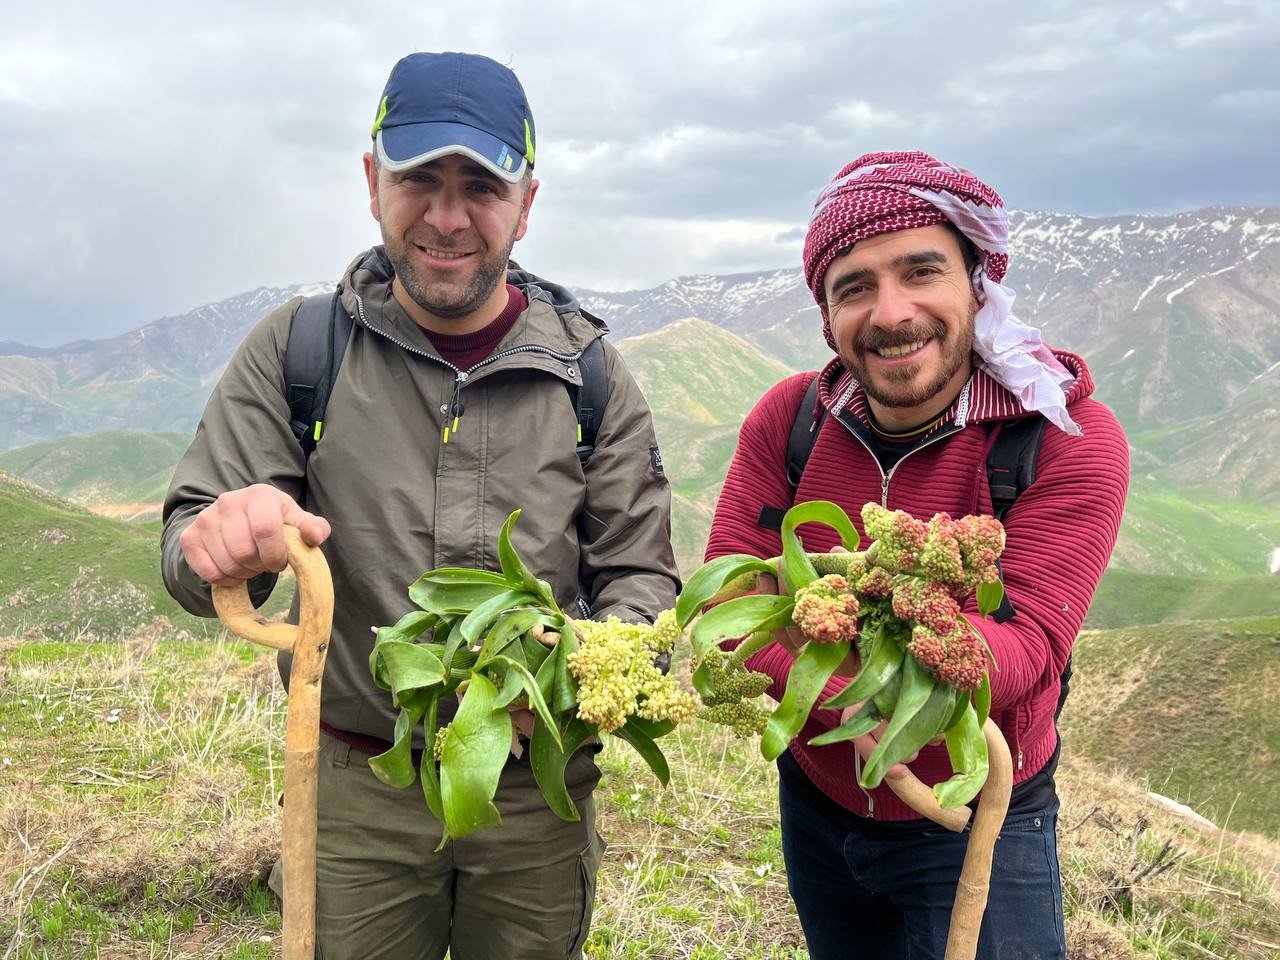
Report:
1,0,1277,345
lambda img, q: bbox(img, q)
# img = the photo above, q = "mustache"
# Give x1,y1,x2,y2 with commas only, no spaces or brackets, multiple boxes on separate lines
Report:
856,320,946,352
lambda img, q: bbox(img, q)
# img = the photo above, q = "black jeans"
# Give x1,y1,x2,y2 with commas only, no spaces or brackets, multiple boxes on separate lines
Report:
779,767,1065,959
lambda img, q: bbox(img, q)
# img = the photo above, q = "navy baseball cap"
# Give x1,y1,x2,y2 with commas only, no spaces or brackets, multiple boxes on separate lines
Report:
371,52,536,184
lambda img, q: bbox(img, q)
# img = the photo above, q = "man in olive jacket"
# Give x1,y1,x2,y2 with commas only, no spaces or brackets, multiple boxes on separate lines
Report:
161,52,678,960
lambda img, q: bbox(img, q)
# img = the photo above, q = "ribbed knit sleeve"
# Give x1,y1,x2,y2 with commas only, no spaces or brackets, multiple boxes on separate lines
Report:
972,397,1129,714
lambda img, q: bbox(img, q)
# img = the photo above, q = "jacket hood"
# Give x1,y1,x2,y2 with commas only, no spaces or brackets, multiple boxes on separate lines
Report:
507,261,609,334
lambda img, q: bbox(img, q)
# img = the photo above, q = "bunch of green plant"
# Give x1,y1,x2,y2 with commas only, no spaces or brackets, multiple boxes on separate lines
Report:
366,511,698,845
676,500,1006,809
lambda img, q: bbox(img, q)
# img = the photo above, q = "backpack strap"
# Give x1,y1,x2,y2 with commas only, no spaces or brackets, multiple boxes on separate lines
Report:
757,374,824,531
572,337,609,465
283,292,353,459
787,374,826,493
985,415,1048,522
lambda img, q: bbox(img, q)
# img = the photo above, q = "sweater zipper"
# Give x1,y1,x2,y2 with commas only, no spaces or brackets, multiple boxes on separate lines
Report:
834,379,973,508
353,293,585,443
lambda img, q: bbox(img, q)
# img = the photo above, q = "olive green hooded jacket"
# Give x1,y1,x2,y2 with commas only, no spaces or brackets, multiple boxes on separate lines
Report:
161,248,679,740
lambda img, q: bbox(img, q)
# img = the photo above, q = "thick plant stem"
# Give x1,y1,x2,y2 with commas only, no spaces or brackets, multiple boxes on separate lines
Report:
727,628,779,669
213,528,333,960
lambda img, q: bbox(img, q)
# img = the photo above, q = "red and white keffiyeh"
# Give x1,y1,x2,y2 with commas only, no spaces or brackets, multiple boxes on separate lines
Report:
802,150,1081,436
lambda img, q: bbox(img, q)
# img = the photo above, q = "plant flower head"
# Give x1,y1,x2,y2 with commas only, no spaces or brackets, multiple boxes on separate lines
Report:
861,504,927,572
792,574,860,644
569,617,698,734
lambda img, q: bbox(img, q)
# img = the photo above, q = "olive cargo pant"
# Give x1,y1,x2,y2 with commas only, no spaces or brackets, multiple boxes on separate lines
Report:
270,731,606,960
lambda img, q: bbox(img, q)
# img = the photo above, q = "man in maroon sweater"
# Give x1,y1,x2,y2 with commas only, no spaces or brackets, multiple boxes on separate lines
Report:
705,152,1129,959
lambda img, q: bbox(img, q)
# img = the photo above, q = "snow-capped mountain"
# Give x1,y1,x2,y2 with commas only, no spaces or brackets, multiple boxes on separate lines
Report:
0,207,1276,452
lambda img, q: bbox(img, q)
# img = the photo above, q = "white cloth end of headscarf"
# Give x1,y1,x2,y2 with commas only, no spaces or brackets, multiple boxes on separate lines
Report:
908,188,1009,254
973,273,1082,437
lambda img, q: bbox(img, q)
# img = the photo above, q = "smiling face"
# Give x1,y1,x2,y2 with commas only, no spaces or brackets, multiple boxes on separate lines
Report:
822,223,978,429
364,151,538,334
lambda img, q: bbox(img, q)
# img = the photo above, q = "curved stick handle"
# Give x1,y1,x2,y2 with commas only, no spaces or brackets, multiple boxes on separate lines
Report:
944,717,1013,960
212,526,333,960
885,717,1012,960
886,770,972,832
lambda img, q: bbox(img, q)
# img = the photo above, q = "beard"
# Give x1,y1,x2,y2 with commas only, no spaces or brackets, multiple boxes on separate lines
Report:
382,221,520,322
842,306,975,410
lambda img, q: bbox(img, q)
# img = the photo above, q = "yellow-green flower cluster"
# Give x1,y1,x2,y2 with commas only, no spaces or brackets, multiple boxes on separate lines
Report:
697,648,772,736
432,723,450,761
568,616,699,734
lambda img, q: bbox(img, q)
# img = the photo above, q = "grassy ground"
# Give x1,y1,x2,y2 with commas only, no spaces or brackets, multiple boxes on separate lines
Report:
3,633,1277,959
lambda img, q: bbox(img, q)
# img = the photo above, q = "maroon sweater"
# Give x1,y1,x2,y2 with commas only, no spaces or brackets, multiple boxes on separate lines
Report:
705,351,1129,820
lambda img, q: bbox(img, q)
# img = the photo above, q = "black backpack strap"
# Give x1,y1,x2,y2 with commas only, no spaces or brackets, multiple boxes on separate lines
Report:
759,374,825,532
572,337,609,465
284,292,352,459
986,415,1048,522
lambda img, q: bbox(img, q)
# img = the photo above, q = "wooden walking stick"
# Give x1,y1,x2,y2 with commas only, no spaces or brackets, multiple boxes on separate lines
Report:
884,717,1014,960
213,527,333,960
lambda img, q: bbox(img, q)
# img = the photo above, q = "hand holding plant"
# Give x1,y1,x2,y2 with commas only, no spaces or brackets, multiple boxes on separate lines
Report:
678,500,1007,810
365,511,696,846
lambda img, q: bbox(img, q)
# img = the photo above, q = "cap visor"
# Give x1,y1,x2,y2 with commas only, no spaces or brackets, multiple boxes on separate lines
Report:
377,123,527,183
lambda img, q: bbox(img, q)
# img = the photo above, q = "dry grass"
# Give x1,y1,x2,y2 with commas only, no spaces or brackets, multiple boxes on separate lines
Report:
3,631,1278,959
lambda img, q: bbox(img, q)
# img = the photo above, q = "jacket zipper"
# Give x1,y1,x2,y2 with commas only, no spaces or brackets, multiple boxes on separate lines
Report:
353,293,586,442
832,379,974,508
828,380,974,815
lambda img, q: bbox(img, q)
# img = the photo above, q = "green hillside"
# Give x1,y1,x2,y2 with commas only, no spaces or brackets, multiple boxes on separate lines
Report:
617,319,795,575
0,470,217,642
1113,477,1280,577
0,430,189,504
1086,569,1280,629
616,317,795,426
1060,616,1280,838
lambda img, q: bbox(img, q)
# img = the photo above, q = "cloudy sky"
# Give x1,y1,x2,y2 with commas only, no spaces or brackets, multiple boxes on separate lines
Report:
3,0,1277,345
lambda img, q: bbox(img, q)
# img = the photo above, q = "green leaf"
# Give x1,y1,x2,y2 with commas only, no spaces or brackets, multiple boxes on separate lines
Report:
808,698,882,746
520,632,554,676
976,581,1004,618
974,672,992,729
440,673,512,839
488,654,561,751
935,700,989,809
530,716,594,822
822,629,904,709
761,640,851,761
860,659,959,789
497,510,560,609
459,589,539,646
944,684,971,732
369,611,437,691
623,715,676,740
372,641,447,708
779,500,862,594
474,607,546,670
420,694,445,825
367,705,425,789
689,594,794,661
676,554,776,628
613,717,671,785
409,568,512,615
550,622,581,716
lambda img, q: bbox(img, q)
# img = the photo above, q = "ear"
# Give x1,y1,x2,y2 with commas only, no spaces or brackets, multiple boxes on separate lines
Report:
513,178,539,242
363,152,381,222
